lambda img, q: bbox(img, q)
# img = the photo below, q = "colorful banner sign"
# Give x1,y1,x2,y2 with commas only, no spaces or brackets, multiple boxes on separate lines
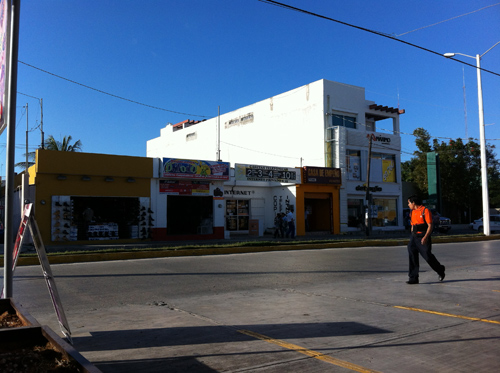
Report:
382,159,395,182
160,180,210,195
162,158,230,180
304,166,341,184
235,163,301,183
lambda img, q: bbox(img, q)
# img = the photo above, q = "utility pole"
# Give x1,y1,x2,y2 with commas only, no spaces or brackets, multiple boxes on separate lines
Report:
40,97,44,149
216,106,221,161
3,0,21,298
24,102,28,211
365,136,373,236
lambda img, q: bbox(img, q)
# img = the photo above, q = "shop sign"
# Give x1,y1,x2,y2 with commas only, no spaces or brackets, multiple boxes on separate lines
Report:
225,112,254,129
235,163,301,183
162,158,229,180
224,189,253,196
355,185,382,192
304,166,341,184
367,133,391,143
160,180,210,195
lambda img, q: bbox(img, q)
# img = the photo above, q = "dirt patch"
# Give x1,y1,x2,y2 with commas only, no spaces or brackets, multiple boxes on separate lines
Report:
0,342,82,372
0,311,24,328
1,312,82,372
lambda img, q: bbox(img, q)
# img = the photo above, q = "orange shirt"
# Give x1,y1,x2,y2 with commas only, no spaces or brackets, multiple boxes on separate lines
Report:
411,206,432,232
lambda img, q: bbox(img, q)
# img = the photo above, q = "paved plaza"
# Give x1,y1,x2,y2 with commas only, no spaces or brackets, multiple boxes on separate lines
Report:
4,238,500,372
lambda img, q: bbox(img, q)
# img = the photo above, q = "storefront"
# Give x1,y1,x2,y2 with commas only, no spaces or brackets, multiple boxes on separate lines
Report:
23,149,154,245
342,129,403,232
223,163,302,235
150,158,229,240
296,166,342,236
50,196,151,241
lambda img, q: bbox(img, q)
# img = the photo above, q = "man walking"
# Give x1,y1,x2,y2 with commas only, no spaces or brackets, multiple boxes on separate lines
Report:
406,195,445,284
285,208,295,239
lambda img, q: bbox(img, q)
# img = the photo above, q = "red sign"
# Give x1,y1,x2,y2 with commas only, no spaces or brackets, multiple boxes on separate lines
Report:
160,180,210,195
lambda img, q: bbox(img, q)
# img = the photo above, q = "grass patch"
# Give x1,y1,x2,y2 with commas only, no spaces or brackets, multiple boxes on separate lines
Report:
0,233,490,261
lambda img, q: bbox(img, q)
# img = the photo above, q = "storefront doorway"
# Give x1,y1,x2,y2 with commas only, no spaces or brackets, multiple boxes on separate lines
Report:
305,194,332,232
167,195,213,235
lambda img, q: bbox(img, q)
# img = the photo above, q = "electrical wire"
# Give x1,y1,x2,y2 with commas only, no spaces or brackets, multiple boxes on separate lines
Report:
257,0,500,78
18,91,41,101
395,2,500,37
18,61,210,119
221,141,299,160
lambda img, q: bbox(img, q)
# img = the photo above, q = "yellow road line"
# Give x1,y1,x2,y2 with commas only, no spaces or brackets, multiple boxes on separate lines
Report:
238,329,381,373
394,306,500,325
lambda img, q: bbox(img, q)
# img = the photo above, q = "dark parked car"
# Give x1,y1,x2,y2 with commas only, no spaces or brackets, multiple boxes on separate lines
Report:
431,210,451,233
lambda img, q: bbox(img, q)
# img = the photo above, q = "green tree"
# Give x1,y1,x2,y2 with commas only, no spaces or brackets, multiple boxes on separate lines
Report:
404,128,432,196
403,127,500,222
15,135,83,171
14,152,36,171
44,135,82,152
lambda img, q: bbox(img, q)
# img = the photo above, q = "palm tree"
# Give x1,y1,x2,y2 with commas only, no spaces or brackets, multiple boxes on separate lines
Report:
44,135,82,152
15,135,83,171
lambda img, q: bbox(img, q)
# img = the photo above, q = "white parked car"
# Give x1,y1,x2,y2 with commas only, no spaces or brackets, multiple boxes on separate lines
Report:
470,215,500,233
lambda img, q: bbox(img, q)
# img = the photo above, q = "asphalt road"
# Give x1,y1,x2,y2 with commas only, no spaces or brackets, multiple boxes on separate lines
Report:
5,239,500,372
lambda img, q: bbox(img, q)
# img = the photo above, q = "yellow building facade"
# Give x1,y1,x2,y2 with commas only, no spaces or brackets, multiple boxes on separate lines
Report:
24,150,154,245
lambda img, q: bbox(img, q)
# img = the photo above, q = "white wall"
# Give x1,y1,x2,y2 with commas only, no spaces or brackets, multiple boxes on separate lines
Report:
223,181,296,232
147,80,327,168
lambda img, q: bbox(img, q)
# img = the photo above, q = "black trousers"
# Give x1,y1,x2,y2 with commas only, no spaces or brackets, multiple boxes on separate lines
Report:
407,234,444,280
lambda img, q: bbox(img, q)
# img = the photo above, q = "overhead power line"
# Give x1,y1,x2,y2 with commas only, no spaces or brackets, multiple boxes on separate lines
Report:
18,61,210,118
257,0,500,78
395,2,500,36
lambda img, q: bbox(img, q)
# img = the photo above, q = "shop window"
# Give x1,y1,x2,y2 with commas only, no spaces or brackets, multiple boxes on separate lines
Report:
370,153,396,183
348,199,364,228
52,196,145,241
332,114,356,129
346,150,361,180
370,198,397,227
226,199,250,231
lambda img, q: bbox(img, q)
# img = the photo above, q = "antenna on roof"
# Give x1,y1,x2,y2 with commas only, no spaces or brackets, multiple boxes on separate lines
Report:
216,106,221,161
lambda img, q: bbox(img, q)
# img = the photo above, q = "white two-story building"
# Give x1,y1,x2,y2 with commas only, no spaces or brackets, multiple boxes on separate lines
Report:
147,79,404,236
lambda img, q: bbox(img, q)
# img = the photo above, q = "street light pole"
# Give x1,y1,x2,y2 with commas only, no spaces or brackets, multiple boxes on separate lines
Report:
475,53,490,236
444,41,499,236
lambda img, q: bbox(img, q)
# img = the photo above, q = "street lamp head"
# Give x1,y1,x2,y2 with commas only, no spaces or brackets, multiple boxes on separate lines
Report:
443,53,455,58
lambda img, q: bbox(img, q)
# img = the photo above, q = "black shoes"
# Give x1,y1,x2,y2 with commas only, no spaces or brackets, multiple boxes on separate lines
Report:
439,266,446,282
406,266,445,284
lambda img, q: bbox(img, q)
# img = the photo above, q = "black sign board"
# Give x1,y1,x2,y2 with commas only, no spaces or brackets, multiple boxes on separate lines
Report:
304,167,341,184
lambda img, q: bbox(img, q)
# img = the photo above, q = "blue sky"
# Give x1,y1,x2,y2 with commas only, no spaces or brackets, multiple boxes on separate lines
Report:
2,0,499,175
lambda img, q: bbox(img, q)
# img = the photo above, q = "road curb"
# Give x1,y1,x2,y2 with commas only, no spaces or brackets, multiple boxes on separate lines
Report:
15,234,500,266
